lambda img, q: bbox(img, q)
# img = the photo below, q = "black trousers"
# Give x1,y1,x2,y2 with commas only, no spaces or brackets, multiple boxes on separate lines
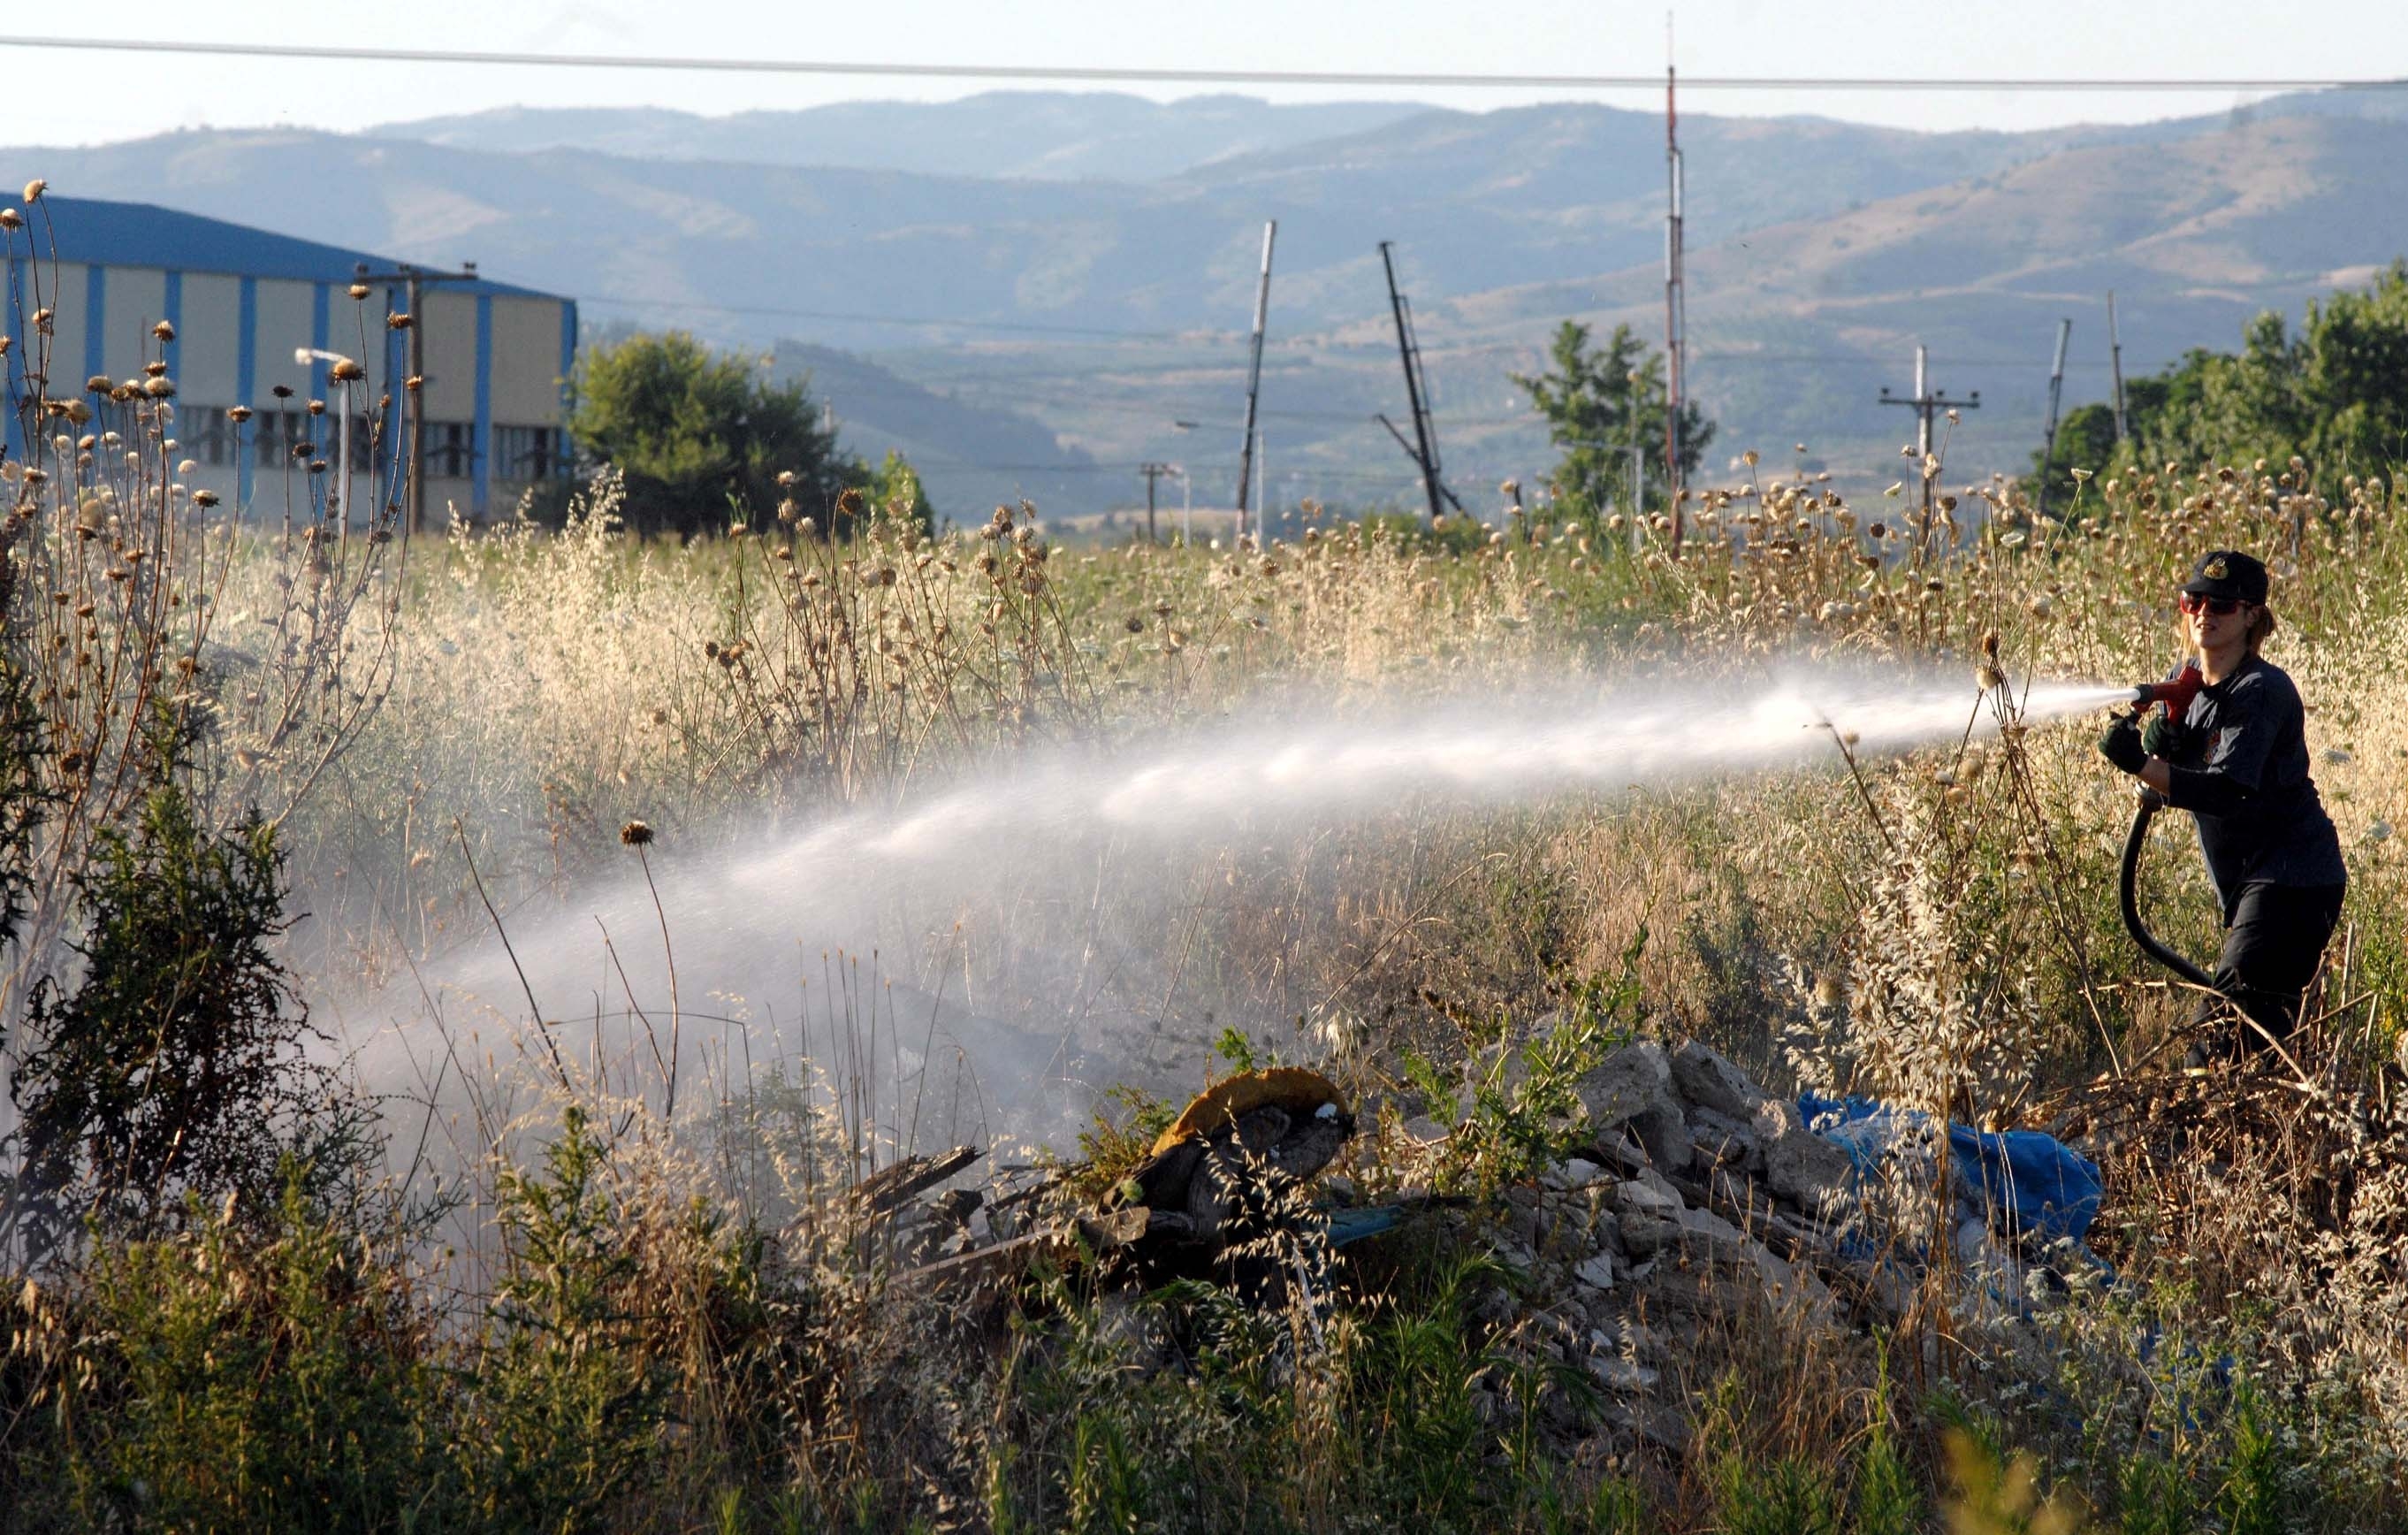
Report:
2190,881,2346,1055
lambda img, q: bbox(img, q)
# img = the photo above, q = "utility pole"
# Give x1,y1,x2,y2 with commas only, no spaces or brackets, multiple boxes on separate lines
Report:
1629,445,1646,554
354,259,480,543
2036,317,2073,521
1234,220,1276,538
1377,240,1459,522
1663,45,1688,546
1256,436,1269,540
1139,461,1170,542
1878,344,1980,562
2106,291,2129,443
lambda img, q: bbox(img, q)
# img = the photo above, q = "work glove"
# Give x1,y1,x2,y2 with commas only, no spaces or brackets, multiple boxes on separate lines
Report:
2099,712,2147,775
2141,712,2191,761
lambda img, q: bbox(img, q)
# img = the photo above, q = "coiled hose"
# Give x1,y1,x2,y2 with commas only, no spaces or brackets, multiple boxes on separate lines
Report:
2118,786,2214,989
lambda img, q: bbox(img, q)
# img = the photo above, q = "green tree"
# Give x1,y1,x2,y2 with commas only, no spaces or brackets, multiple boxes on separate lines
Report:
1513,321,1716,517
570,331,853,537
862,447,937,531
2031,262,2408,501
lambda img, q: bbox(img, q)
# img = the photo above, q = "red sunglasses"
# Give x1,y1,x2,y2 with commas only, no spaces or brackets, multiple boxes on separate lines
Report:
2177,592,2251,617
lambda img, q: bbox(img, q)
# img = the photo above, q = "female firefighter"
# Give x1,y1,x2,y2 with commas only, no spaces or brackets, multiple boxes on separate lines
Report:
2097,548,2348,1060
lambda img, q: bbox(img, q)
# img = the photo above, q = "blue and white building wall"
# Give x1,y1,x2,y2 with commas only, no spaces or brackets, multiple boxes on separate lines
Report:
2,195,575,521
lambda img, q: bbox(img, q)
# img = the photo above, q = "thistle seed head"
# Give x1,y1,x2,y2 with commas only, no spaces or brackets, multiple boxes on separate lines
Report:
620,820,654,846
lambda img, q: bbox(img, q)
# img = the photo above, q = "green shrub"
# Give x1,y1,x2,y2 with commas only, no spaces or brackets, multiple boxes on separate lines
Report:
8,785,367,1251
469,1104,671,1530
4,1176,451,1533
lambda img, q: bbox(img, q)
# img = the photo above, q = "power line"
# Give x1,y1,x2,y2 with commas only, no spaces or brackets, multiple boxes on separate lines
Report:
3,36,2403,93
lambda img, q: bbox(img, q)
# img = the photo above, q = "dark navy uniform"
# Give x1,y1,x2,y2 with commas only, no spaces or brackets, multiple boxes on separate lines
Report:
2155,652,2347,1051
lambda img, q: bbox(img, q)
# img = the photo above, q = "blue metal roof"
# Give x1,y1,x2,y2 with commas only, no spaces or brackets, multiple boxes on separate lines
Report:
7,195,558,299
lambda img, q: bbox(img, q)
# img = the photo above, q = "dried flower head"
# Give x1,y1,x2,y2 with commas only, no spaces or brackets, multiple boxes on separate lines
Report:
21,179,44,203
619,820,654,846
347,282,371,300
151,319,175,341
329,358,365,382
0,209,20,231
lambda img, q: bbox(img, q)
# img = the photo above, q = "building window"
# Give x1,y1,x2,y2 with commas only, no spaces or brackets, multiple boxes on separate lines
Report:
493,424,571,482
426,422,474,479
182,406,233,467
254,409,313,469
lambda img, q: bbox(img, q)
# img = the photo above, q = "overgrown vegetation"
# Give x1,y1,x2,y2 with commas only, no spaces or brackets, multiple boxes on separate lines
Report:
4,185,2406,1530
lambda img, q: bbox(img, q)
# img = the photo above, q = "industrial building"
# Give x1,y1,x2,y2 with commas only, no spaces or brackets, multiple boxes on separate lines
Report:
2,195,575,520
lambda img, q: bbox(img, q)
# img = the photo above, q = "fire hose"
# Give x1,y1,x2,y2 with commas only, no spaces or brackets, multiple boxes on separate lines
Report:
2115,661,2214,989
2119,787,2214,989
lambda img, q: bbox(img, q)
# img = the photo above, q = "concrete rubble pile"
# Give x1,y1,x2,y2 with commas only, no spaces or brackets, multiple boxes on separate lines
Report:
1391,1038,1865,1450
1389,1035,2082,1455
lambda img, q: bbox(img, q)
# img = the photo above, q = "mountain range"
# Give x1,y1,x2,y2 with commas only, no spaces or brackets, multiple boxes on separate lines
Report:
8,88,2407,518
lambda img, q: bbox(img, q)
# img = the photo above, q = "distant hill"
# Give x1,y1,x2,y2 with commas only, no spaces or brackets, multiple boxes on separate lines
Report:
9,91,2408,511
0,101,2090,344
772,341,1101,525
371,93,1429,183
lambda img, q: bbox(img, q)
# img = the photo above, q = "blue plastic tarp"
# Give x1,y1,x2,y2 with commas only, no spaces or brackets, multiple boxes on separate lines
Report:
1800,1091,2102,1246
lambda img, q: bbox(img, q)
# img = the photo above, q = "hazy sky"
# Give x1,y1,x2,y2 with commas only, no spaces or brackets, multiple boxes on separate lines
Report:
4,0,2404,144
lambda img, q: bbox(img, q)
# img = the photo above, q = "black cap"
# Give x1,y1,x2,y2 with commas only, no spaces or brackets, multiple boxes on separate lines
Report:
2180,549,2269,605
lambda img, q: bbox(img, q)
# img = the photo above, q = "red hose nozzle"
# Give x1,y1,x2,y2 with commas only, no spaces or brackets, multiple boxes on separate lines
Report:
2129,660,2205,717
